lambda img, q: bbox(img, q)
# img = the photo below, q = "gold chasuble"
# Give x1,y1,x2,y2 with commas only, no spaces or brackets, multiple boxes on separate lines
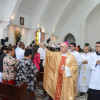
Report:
43,49,78,100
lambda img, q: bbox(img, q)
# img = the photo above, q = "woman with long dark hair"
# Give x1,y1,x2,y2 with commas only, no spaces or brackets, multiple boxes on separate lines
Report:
32,45,40,71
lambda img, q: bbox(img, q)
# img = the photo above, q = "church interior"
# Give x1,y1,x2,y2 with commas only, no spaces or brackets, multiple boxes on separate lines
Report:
0,0,100,48
0,0,100,100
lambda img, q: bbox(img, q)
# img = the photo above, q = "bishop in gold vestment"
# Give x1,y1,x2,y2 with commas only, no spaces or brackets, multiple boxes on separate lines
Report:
43,42,78,100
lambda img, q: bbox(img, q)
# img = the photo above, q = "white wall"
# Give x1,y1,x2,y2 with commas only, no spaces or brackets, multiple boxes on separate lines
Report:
54,0,100,48
11,12,33,29
0,0,18,22
9,11,37,46
86,4,100,48
2,0,100,48
7,25,35,47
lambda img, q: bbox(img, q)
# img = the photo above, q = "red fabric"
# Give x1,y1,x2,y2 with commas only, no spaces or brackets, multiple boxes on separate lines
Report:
55,56,67,100
76,46,78,51
2,79,15,100
2,79,15,85
33,53,41,71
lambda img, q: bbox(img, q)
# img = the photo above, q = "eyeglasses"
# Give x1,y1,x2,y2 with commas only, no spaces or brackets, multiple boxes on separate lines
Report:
95,46,100,48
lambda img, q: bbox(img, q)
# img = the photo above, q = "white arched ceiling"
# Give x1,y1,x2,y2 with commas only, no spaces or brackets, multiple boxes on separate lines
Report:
0,0,9,20
12,0,81,32
17,0,50,29
0,0,20,42
6,0,100,47
39,0,72,34
55,0,100,34
54,0,79,35
52,0,79,43
54,0,100,46
0,0,19,22
85,3,100,48
10,0,22,21
85,3,100,22
11,0,100,33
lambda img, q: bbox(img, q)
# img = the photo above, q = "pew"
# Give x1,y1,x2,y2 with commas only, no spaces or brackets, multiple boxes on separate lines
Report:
0,82,35,100
36,72,47,96
36,72,44,87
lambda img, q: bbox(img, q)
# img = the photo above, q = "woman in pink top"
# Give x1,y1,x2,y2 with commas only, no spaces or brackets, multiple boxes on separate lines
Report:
32,45,40,71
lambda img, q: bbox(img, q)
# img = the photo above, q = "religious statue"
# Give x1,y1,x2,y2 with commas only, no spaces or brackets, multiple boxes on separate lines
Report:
17,32,22,42
15,30,22,44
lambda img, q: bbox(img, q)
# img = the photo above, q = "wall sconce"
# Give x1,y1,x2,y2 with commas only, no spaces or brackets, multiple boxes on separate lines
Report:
53,29,55,33
37,23,40,28
11,14,15,20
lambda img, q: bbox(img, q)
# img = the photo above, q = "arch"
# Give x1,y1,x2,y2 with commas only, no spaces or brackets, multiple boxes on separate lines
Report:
64,33,76,43
85,3,100,22
84,3,100,48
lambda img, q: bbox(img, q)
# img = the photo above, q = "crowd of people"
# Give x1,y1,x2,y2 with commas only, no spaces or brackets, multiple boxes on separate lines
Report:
0,41,100,100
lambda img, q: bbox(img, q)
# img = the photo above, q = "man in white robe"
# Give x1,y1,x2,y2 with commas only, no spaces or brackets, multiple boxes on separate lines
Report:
70,43,81,66
88,41,100,100
79,46,91,95
69,42,81,95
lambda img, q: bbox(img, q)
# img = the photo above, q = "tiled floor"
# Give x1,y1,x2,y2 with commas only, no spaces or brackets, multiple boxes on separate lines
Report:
36,87,48,100
37,96,48,100
36,87,87,100
37,95,87,100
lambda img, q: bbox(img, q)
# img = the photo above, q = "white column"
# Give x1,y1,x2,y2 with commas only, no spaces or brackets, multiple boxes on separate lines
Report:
0,22,4,40
0,22,9,45
81,22,86,48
